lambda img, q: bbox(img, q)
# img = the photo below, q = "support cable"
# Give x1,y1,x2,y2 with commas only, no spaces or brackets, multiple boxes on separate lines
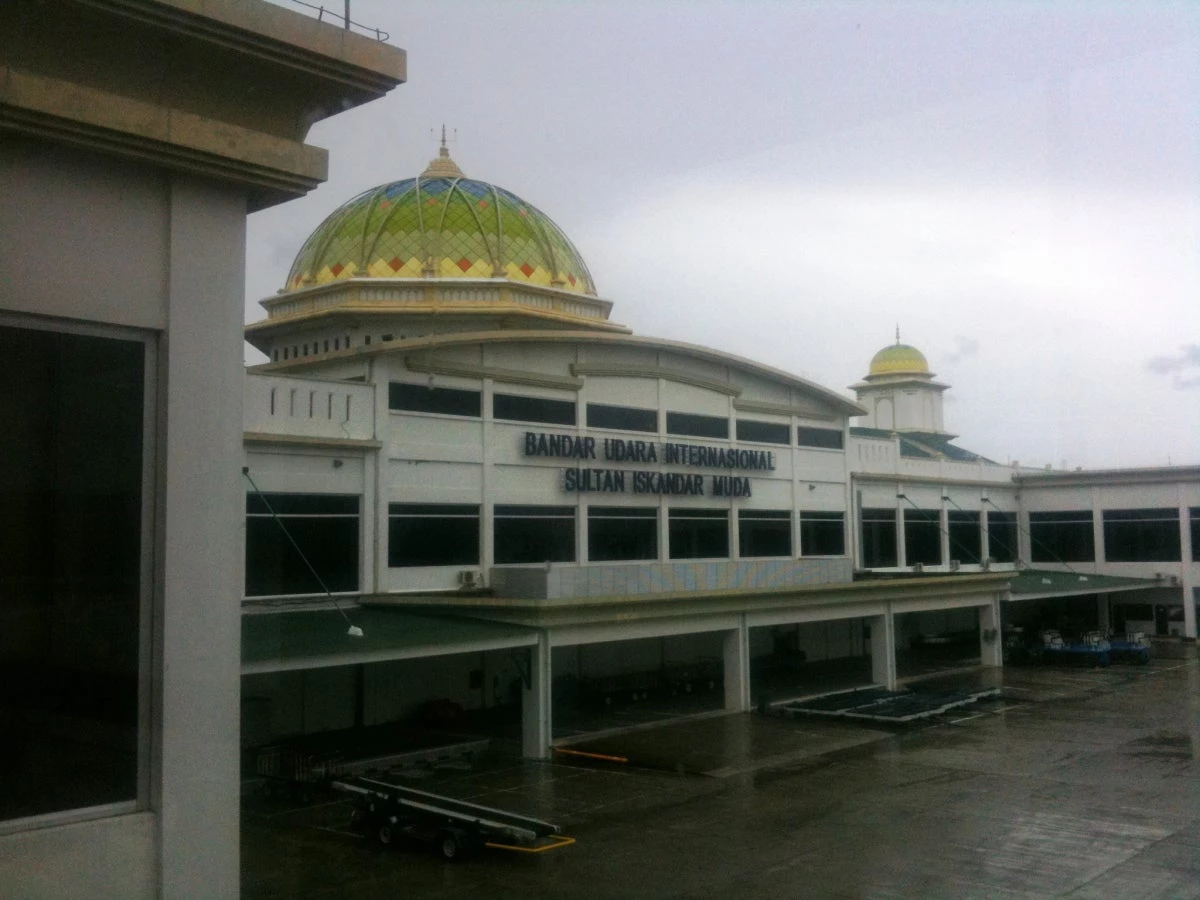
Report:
981,496,1083,576
243,467,364,637
895,492,981,569
941,495,1019,568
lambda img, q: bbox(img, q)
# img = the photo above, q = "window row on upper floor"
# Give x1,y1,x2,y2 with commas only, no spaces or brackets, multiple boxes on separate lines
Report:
388,381,844,449
242,493,847,596
860,508,1018,568
860,506,1200,568
387,504,846,568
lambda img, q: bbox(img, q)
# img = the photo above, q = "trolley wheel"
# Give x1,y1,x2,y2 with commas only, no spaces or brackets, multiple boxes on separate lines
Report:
437,828,471,861
377,822,395,847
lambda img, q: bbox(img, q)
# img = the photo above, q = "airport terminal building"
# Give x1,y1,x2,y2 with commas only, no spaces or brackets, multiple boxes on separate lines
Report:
239,145,1200,762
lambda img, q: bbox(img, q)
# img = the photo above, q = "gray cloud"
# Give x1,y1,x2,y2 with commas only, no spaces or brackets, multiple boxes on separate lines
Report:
1146,344,1200,388
944,335,980,364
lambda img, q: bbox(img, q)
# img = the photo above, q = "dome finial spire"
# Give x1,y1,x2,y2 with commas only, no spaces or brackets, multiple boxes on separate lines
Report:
421,125,464,178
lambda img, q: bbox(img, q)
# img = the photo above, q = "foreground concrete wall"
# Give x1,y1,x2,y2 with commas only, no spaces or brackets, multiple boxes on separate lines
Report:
0,142,244,899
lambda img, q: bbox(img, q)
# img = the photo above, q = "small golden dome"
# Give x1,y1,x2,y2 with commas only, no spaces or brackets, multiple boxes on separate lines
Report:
868,342,930,377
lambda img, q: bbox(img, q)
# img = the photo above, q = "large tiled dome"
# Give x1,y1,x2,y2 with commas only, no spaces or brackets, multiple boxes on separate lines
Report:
284,146,596,295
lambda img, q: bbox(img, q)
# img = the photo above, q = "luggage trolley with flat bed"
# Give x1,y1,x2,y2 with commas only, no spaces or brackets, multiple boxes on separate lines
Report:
333,775,575,860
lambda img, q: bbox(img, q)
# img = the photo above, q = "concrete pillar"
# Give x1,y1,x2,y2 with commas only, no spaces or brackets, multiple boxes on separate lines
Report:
1180,504,1196,639
979,598,1003,667
869,611,897,690
939,504,951,568
723,618,751,712
522,632,552,759
158,178,245,900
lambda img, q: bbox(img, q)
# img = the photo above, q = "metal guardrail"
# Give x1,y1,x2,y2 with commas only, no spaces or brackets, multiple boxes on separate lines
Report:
285,0,390,41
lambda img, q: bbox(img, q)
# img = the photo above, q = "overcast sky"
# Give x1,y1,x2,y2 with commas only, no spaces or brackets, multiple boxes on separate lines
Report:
250,1,1200,470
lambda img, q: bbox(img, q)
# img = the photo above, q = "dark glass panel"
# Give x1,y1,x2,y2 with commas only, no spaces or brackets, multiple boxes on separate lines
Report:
389,382,481,417
586,403,657,433
735,419,789,445
800,512,845,556
494,393,576,426
796,427,844,450
666,411,728,439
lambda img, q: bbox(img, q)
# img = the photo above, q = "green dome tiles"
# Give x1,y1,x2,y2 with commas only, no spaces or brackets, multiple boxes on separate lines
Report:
285,169,596,295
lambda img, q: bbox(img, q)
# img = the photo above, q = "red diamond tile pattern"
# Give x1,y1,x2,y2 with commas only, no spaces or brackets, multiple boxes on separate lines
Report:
456,257,473,272
520,263,535,277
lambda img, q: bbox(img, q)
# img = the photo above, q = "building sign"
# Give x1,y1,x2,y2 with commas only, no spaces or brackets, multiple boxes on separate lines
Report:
523,431,774,497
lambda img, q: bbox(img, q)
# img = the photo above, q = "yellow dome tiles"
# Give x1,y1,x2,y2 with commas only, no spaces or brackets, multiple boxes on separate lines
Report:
868,343,931,377
284,152,596,296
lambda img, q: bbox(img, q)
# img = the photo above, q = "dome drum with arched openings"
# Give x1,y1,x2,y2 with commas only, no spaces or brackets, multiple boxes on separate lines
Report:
284,146,596,296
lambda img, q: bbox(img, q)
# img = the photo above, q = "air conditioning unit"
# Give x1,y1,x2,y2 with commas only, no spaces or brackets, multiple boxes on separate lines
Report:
912,562,924,574
949,559,961,572
457,570,483,589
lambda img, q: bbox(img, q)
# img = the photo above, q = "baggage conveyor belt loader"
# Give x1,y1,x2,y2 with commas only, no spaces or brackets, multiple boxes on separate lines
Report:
333,775,575,860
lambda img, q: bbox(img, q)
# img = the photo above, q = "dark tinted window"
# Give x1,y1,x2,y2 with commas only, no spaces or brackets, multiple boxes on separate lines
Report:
735,419,789,445
1103,508,1181,562
494,505,575,564
800,511,845,556
0,325,145,822
796,427,844,450
739,509,792,557
666,411,728,439
388,503,479,567
986,510,1018,563
1192,508,1200,562
861,507,897,567
389,382,481,417
1030,510,1095,563
246,494,360,595
948,510,982,564
904,508,942,566
494,393,576,426
588,506,658,561
669,508,729,559
586,403,657,433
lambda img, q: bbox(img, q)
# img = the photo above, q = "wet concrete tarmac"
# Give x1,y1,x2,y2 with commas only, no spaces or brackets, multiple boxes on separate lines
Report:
243,659,1200,898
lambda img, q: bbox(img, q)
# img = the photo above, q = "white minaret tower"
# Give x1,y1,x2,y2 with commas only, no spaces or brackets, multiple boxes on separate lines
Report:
850,331,950,434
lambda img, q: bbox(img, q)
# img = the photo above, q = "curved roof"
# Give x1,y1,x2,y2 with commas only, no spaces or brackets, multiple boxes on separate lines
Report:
868,342,930,377
284,148,596,295
255,328,866,417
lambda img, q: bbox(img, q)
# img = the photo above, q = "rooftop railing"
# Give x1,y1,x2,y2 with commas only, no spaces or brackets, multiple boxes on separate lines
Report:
284,0,389,41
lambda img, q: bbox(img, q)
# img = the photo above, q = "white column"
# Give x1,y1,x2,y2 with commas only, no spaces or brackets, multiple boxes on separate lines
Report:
1180,504,1196,639
522,632,552,759
869,610,897,689
723,617,751,712
939,502,951,567
979,597,1003,667
159,178,244,899
369,355,387,594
